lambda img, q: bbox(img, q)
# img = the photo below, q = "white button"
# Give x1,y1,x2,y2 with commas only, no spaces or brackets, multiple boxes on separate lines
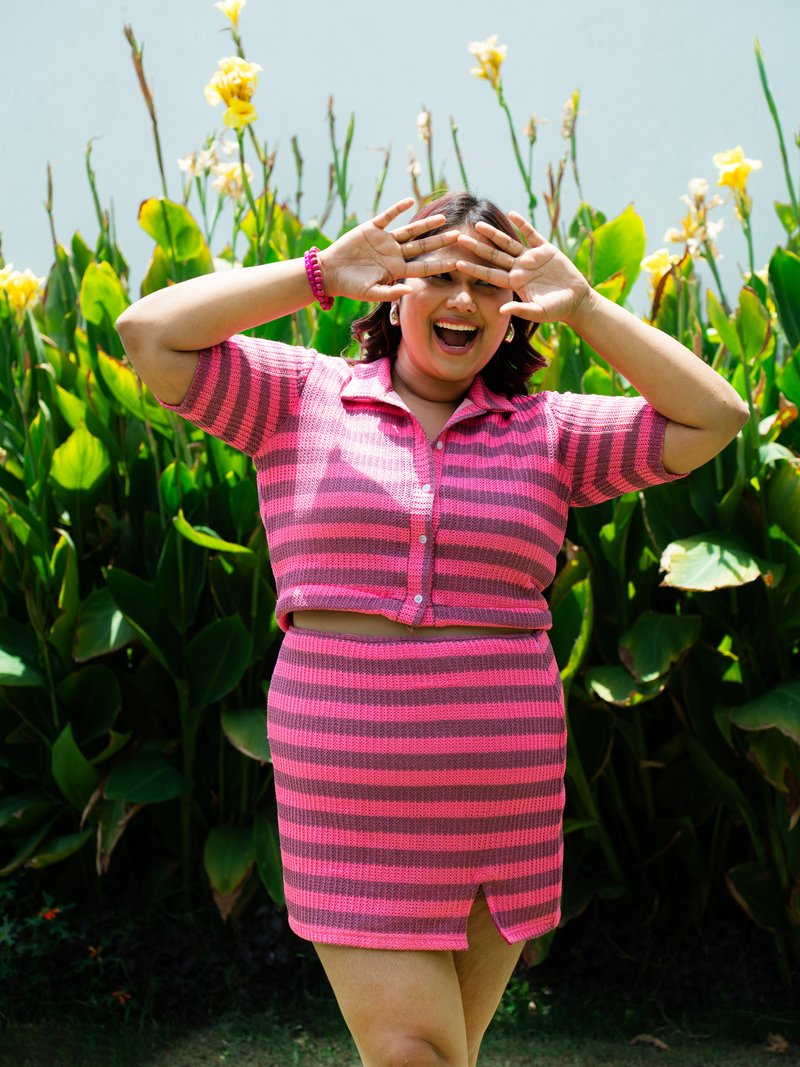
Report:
419,535,427,544
414,594,423,604
422,483,431,493
436,441,443,450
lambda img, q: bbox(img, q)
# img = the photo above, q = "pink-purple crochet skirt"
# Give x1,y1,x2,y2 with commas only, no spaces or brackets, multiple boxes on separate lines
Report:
267,626,566,950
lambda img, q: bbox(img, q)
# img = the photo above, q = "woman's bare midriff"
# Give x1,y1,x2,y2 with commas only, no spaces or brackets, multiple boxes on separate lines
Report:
292,610,532,637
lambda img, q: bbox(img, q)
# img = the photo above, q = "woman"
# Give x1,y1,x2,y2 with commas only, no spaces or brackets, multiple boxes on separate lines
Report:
118,192,747,1067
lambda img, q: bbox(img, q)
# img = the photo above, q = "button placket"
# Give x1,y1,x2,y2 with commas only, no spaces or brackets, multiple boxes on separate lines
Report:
399,419,438,625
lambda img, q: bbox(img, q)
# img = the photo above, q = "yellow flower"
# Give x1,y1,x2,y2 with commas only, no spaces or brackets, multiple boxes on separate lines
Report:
223,98,257,129
211,160,254,200
214,0,245,31
205,56,262,122
468,35,507,92
640,249,679,296
0,267,45,314
713,146,762,197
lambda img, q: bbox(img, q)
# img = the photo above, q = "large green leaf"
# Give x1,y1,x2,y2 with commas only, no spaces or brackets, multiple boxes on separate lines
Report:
768,247,800,351
56,665,121,744
0,814,59,876
574,204,646,298
581,364,612,396
155,526,207,633
105,751,192,803
729,679,800,745
742,727,800,829
737,287,771,363
173,509,254,559
106,567,184,676
50,423,109,492
186,615,251,709
51,723,101,811
95,797,145,875
311,297,369,357
221,706,271,762
767,459,800,545
79,261,129,328
253,811,285,907
550,577,593,695
26,828,93,870
96,350,172,432
74,588,137,662
0,791,59,834
659,533,784,590
726,862,787,933
139,198,205,261
618,610,702,683
777,351,800,409
584,664,665,706
684,732,761,851
204,824,256,921
0,617,45,686
706,290,742,358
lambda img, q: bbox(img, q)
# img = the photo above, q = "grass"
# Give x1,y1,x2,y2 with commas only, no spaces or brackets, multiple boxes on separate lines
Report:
2,987,800,1067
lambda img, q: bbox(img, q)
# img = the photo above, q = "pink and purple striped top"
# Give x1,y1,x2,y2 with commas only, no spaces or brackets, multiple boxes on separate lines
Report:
159,336,685,632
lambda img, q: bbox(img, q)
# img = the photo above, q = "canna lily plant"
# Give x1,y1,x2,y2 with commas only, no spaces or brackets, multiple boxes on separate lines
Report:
1,10,800,987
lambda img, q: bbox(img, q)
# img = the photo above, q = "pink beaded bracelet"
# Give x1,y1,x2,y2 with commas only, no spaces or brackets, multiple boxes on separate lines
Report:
303,246,334,311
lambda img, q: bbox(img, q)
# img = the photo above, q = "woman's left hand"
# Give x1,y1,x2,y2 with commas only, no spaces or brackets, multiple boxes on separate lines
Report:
455,211,593,327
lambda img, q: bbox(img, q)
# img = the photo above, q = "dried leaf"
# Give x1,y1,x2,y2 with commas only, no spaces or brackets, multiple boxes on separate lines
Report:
765,1032,789,1053
629,1034,669,1050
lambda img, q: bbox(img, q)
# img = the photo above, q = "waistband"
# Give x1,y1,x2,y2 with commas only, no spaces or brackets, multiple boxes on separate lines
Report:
284,625,545,648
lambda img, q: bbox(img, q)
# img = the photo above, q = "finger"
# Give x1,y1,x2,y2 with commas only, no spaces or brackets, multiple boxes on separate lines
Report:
391,214,448,243
402,256,460,278
373,198,415,230
507,212,547,247
473,221,525,257
368,283,412,300
455,258,512,288
401,230,460,258
456,233,516,271
499,300,544,320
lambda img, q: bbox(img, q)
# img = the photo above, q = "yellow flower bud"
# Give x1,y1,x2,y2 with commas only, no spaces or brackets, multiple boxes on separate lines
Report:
712,146,762,198
0,267,45,314
467,35,507,92
214,0,246,31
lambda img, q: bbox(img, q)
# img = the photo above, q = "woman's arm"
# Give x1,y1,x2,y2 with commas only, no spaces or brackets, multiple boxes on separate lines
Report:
117,199,460,405
455,214,750,475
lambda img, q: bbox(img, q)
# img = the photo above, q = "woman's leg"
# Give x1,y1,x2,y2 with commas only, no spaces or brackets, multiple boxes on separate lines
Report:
314,940,469,1067
314,892,523,1067
453,890,524,1067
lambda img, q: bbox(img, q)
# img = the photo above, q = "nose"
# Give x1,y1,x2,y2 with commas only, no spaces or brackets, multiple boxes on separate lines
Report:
445,287,477,314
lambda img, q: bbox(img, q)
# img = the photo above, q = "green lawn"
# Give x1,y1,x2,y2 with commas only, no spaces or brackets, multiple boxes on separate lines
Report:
2,1005,798,1067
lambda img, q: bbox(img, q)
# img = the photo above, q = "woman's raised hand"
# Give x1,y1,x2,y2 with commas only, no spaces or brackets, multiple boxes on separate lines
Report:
455,212,593,327
318,199,460,302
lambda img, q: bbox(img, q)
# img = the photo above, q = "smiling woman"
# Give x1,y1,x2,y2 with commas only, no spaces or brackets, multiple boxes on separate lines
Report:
116,191,747,1067
352,193,544,399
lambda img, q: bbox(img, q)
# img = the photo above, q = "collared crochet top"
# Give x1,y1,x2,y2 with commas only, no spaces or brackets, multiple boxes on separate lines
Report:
158,335,685,632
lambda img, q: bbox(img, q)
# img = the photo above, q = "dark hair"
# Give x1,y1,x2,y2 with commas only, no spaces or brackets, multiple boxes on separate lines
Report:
350,192,544,398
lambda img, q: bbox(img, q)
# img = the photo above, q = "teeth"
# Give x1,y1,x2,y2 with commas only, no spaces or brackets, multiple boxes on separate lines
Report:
435,322,477,331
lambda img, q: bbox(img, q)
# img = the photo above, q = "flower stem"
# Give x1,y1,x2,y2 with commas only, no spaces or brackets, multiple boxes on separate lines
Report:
498,89,536,224
755,37,800,230
450,118,469,189
703,242,731,315
237,131,262,261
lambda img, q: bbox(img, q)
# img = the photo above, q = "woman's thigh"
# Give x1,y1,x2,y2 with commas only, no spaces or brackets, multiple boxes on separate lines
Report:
453,891,524,1066
314,939,469,1067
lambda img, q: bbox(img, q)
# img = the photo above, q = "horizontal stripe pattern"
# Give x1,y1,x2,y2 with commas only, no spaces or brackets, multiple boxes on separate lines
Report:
267,627,566,949
158,339,685,633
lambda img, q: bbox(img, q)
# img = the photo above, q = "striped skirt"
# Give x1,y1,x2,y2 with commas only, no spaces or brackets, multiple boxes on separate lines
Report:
267,626,567,950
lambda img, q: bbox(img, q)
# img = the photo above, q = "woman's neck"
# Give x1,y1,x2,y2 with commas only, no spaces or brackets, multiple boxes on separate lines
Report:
391,352,474,405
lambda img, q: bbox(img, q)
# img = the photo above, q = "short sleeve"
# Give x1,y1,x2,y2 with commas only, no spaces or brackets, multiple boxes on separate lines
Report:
548,391,688,507
157,335,318,458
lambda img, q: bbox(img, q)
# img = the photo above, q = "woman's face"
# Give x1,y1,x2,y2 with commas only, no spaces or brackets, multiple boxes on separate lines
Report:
395,227,513,387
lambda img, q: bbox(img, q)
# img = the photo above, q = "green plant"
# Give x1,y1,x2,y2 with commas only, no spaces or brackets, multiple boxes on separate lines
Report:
1,10,799,988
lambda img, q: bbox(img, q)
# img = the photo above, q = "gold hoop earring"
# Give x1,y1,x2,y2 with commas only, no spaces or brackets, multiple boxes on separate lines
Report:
389,304,400,326
504,322,515,343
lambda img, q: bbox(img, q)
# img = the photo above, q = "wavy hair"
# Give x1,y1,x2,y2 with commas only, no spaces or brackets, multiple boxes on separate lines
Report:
350,192,543,398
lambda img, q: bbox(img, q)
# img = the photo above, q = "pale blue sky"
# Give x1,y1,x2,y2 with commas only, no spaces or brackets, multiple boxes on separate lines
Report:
3,0,799,315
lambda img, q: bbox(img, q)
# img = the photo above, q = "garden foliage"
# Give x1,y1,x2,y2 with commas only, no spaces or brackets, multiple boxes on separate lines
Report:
2,6,800,982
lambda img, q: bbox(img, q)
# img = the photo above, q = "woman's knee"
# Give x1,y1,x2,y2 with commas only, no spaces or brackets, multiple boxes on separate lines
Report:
373,1033,466,1067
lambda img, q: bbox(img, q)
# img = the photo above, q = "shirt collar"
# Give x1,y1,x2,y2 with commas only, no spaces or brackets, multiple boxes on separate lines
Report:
341,356,516,413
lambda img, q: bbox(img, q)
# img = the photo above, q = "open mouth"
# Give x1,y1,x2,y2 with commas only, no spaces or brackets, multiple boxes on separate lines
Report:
432,321,480,351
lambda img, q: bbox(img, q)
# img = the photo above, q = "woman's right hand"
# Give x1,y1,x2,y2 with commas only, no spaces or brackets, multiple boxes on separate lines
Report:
318,198,460,302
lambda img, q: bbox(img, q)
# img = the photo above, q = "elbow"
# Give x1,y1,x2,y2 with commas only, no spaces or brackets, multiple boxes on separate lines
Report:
116,304,149,370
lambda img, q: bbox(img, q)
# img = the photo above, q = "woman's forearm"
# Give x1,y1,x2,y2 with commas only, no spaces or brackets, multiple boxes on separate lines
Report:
118,257,315,356
566,289,749,472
